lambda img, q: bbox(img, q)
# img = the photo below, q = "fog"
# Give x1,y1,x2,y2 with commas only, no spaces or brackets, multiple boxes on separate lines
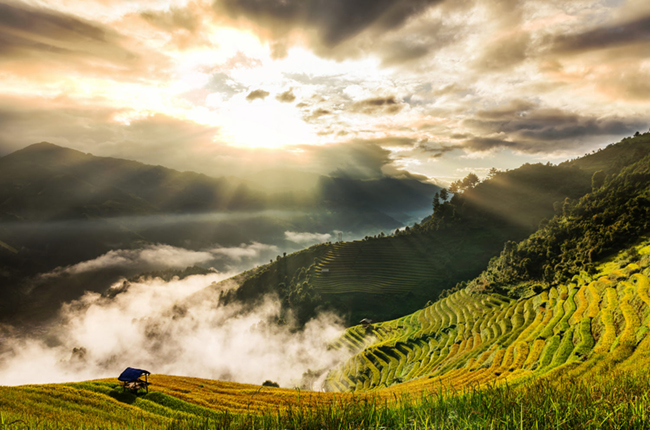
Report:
43,245,216,276
0,271,350,389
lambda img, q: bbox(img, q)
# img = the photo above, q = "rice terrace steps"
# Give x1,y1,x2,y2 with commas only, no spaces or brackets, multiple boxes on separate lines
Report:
324,239,650,394
311,239,443,295
3,242,650,428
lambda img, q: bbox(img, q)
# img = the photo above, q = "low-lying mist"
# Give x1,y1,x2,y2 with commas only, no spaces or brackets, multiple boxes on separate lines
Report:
0,271,351,389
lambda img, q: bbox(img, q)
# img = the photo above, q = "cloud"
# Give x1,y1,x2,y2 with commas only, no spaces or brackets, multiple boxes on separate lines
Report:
0,2,139,72
220,51,263,70
246,89,270,101
285,231,331,244
0,273,350,387
140,7,200,33
417,142,462,159
550,15,650,54
459,101,646,154
379,15,461,66
214,0,445,48
350,96,404,115
276,89,296,103
47,245,214,276
210,242,279,262
302,139,393,180
473,31,531,72
306,108,332,121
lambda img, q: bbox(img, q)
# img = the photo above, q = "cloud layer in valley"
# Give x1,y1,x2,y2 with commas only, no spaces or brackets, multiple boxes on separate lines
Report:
285,231,331,244
0,273,350,388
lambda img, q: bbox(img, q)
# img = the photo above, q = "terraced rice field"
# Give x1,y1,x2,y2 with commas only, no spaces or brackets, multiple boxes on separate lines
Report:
0,375,356,428
311,237,443,295
324,243,650,394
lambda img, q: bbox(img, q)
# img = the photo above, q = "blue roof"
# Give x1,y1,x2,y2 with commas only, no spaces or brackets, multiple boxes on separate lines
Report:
118,367,150,382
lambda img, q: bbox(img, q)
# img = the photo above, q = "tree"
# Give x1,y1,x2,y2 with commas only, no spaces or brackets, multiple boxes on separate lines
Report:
439,188,449,201
433,192,440,212
487,168,501,179
462,173,480,190
591,170,605,191
449,173,480,194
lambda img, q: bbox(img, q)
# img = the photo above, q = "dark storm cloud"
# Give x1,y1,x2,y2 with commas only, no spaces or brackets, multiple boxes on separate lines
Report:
214,0,444,47
0,2,136,66
276,89,296,103
460,101,646,153
246,89,270,101
551,15,650,54
350,97,404,115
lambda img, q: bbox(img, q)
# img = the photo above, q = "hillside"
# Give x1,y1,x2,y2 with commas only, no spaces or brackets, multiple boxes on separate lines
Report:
467,134,650,297
0,374,353,428
321,132,650,393
222,135,650,325
324,238,650,393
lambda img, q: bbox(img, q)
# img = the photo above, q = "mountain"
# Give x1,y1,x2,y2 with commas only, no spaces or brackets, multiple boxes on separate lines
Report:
0,142,439,325
0,142,263,221
321,132,650,392
4,133,650,429
468,132,650,297
216,132,650,326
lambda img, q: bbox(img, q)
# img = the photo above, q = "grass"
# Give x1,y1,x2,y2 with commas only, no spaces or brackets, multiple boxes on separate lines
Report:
6,240,650,428
8,369,650,429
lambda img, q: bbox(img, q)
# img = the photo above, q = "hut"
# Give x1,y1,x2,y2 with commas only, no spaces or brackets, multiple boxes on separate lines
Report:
360,318,374,333
118,367,151,393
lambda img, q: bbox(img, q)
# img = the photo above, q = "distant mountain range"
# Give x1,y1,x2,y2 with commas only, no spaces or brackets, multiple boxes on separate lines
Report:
0,142,440,324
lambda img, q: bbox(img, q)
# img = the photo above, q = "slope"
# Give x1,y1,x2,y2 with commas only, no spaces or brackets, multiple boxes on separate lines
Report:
225,142,641,325
0,374,354,428
323,132,650,393
468,133,650,297
324,237,650,393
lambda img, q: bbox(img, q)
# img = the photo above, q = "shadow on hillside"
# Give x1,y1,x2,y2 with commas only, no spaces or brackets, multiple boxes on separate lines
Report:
108,388,137,405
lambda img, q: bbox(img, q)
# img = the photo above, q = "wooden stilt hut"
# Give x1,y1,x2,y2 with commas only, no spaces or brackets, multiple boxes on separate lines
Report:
118,367,151,393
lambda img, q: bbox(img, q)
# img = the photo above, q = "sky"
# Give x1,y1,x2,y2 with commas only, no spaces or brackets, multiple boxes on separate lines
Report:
0,0,649,184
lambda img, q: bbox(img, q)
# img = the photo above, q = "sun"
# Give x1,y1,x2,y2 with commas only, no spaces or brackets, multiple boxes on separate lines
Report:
217,98,319,149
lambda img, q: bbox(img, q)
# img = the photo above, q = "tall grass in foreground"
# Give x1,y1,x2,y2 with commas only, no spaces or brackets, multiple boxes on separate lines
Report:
3,371,650,429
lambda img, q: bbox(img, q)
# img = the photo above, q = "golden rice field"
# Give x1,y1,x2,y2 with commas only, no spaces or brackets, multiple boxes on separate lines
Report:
3,240,650,429
324,239,650,396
